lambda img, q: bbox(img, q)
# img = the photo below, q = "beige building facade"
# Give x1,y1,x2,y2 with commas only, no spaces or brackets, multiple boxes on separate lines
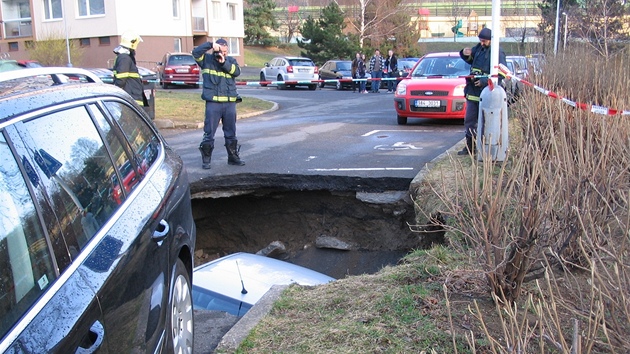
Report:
0,0,245,69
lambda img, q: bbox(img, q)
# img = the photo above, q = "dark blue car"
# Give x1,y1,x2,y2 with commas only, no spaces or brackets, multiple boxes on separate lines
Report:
0,67,196,353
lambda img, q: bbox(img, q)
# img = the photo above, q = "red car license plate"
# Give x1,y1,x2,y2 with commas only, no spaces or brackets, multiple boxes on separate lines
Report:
415,100,440,108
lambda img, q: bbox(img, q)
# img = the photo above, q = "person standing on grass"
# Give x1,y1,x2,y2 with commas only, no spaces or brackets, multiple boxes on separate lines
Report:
193,38,245,169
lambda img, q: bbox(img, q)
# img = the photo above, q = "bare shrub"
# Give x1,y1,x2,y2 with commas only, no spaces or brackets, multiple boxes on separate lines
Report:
421,48,629,351
27,29,83,67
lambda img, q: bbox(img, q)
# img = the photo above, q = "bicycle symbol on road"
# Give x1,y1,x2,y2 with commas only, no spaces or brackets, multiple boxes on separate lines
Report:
374,142,422,151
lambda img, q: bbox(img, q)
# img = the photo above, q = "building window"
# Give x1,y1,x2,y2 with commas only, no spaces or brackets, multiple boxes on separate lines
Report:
174,38,182,52
8,42,19,51
98,36,110,45
80,38,91,47
228,38,239,56
212,1,221,20
44,0,63,20
172,0,179,18
78,0,105,17
227,3,237,21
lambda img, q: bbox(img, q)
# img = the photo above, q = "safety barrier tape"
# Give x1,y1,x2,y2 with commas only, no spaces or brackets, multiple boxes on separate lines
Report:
135,71,630,117
497,64,630,116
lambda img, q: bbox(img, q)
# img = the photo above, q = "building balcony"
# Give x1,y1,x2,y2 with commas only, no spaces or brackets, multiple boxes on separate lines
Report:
2,18,33,39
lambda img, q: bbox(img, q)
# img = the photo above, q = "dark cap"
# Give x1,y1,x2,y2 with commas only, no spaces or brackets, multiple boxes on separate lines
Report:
215,38,228,46
478,28,492,40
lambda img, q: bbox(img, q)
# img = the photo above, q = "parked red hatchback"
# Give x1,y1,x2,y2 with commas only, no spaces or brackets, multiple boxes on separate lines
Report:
394,52,471,125
157,52,200,89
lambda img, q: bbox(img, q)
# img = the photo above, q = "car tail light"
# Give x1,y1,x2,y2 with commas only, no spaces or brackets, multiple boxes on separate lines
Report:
192,66,200,74
314,66,319,74
287,66,294,73
164,67,175,74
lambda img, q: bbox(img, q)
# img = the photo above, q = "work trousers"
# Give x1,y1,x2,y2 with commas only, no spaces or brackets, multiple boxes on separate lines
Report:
463,100,479,139
201,101,237,146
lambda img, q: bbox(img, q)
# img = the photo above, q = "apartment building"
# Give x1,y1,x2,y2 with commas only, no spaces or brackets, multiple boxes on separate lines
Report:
0,0,245,68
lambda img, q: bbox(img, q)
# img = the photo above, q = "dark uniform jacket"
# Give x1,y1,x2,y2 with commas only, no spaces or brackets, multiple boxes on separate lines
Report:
113,49,146,105
459,43,507,101
192,42,241,103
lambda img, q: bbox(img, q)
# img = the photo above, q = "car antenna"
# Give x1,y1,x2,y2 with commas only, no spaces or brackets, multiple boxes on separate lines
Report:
236,261,248,294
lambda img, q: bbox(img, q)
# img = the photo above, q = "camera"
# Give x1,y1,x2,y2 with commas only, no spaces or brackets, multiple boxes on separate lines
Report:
213,51,223,60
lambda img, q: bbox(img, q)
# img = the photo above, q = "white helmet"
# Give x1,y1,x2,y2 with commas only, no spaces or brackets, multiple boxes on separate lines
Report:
120,31,143,50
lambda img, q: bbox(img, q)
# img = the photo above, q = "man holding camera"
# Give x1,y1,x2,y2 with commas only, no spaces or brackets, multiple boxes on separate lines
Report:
193,38,245,169
458,28,507,156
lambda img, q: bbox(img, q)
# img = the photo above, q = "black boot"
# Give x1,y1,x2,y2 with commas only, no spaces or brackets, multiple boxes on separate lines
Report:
457,136,475,156
199,143,213,169
225,140,245,166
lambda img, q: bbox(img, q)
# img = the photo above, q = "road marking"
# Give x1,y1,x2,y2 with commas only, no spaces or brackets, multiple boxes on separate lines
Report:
374,142,423,150
363,129,432,137
308,167,414,171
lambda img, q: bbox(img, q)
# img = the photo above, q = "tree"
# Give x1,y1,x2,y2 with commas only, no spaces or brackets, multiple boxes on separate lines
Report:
570,0,629,57
244,0,279,46
298,2,355,65
346,0,413,49
537,0,628,57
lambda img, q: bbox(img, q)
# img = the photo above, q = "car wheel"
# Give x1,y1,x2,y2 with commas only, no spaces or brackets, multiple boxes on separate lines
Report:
161,77,169,89
260,72,267,87
168,258,193,354
397,115,408,125
336,80,343,90
276,75,285,90
308,84,317,91
319,77,325,88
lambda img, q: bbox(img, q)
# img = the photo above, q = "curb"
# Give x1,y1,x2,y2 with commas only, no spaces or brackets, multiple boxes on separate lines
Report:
214,284,288,353
153,99,279,130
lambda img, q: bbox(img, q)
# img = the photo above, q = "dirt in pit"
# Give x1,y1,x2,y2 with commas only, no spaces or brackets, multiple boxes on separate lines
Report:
192,190,444,279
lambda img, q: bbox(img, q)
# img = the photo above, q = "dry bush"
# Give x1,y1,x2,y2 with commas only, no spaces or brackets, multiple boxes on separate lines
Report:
27,29,83,67
421,47,629,352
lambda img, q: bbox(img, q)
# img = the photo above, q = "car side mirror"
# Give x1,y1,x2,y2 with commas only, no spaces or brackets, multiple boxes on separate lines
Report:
157,62,163,66
264,63,270,67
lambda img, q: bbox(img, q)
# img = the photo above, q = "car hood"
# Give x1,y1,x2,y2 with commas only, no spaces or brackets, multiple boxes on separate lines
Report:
193,252,334,306
401,76,465,89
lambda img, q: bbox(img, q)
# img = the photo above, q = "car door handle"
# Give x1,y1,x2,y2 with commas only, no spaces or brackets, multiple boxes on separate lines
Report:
152,219,170,242
75,320,104,354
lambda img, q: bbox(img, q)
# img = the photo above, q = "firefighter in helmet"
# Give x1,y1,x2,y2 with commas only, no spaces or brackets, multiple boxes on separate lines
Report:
113,31,147,107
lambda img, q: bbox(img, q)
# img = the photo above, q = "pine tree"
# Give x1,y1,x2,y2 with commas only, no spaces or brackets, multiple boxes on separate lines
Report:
298,2,355,65
244,0,279,46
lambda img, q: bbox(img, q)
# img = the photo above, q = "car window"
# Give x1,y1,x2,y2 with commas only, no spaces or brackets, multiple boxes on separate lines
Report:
168,55,196,66
412,57,470,77
289,59,314,67
103,101,161,174
16,105,123,263
0,134,58,340
337,62,351,71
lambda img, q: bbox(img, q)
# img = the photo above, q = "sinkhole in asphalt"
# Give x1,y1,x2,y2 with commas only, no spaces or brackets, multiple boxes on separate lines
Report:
191,188,444,279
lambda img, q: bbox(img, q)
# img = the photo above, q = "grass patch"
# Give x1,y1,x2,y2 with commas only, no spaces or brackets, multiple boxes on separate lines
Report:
244,44,303,67
154,90,274,123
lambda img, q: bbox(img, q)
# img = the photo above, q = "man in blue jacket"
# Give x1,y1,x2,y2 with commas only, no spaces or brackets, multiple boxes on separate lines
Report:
458,28,507,156
193,38,244,169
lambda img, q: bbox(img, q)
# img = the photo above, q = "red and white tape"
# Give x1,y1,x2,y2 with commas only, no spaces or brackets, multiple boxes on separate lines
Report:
497,64,630,116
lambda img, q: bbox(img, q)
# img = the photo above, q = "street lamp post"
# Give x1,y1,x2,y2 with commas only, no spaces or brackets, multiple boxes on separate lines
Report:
563,12,568,51
553,0,560,55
